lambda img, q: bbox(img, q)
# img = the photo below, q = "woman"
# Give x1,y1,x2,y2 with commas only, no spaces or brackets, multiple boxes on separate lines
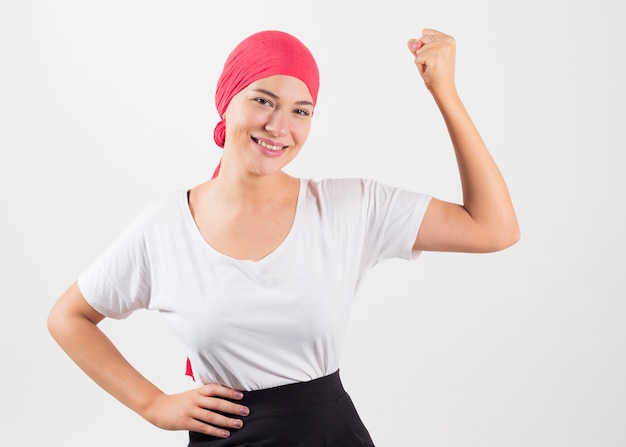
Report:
48,29,519,446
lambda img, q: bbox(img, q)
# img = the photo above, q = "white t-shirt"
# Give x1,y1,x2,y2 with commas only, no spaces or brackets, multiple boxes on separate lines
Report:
78,178,432,391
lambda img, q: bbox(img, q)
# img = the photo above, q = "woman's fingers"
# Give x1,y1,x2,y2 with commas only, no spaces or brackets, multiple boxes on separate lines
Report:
407,29,447,53
196,393,250,419
188,404,244,438
187,415,236,439
143,384,250,439
407,38,425,52
191,384,250,437
193,405,245,428
407,28,456,93
197,383,244,400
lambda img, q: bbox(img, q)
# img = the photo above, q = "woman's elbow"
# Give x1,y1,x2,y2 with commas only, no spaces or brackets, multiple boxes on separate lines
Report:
488,221,521,252
47,301,68,342
47,282,97,341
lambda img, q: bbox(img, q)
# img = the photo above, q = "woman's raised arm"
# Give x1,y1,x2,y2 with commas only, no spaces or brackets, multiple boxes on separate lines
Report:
409,29,520,253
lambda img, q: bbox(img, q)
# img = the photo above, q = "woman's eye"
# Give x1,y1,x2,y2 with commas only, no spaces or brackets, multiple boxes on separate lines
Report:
294,109,310,117
255,98,272,106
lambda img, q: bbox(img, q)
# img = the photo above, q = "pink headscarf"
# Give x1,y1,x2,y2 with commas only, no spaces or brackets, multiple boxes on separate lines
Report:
211,30,320,177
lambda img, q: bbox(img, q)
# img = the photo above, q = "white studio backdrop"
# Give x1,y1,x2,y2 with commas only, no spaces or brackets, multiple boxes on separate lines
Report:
1,1,625,446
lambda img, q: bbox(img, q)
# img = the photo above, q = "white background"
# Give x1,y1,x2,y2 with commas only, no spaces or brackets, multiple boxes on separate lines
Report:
1,1,625,446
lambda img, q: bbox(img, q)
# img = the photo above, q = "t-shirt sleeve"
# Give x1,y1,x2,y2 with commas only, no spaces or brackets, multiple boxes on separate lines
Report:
77,209,153,319
359,179,432,267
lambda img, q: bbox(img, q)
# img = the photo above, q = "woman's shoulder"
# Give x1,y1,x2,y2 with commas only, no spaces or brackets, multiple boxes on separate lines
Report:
138,190,186,217
302,177,377,192
298,178,386,215
301,177,406,199
299,177,431,212
122,190,188,234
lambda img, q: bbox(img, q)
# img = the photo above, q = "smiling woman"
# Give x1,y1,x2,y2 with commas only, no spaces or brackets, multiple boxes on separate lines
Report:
47,29,519,446
221,75,313,174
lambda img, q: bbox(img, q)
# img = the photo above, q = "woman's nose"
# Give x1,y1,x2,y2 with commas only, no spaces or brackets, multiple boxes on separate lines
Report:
265,111,287,137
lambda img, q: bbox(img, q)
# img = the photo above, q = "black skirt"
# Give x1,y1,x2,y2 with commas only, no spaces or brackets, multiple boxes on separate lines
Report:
188,370,375,446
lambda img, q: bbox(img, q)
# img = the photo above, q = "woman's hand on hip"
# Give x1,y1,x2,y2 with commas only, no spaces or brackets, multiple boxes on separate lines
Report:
143,384,250,439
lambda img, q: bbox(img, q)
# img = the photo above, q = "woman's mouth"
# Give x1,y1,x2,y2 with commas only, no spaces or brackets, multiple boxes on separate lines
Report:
252,137,287,153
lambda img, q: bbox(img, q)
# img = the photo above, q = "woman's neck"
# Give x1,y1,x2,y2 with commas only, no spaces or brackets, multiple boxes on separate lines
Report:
208,169,298,210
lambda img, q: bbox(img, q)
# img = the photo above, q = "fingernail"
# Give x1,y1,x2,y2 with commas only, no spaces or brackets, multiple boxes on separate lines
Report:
234,391,244,399
410,40,417,49
240,406,250,416
221,430,230,438
232,420,243,428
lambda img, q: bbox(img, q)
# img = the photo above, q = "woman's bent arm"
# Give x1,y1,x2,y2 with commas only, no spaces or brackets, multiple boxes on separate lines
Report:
47,282,249,439
409,29,520,253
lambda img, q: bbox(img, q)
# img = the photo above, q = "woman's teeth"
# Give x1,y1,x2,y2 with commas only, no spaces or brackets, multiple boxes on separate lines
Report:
256,139,284,151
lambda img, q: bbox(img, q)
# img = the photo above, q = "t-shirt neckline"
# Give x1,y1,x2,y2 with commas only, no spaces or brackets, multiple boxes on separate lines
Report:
181,178,306,266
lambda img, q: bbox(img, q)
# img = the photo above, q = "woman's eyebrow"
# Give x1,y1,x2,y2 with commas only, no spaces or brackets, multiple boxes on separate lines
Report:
251,88,313,107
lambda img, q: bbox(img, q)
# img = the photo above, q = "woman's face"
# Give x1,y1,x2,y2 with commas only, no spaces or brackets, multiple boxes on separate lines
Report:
223,74,314,176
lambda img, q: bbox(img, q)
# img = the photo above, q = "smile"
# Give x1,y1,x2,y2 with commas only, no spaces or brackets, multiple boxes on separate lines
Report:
252,137,286,152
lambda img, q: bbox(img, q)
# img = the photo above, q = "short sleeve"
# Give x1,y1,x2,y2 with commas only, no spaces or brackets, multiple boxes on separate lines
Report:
77,211,153,319
360,179,432,267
